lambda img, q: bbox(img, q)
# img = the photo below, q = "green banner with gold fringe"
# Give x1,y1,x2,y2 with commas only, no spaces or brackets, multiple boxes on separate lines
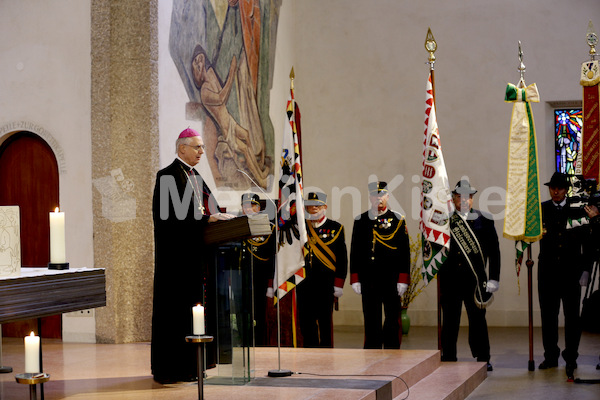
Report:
503,83,543,277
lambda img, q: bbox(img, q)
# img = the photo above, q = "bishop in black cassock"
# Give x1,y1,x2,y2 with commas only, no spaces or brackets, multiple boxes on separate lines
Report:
151,127,222,384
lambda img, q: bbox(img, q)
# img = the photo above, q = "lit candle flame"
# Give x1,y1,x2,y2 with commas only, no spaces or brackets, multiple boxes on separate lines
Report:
54,207,59,213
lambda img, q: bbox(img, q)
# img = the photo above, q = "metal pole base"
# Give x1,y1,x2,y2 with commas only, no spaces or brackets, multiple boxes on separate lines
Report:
0,324,11,374
48,262,69,270
185,335,213,400
268,369,292,377
528,360,535,371
15,373,50,400
574,378,600,384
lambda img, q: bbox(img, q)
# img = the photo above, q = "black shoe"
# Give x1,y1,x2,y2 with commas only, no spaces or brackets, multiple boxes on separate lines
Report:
538,359,558,370
153,375,178,384
596,363,600,370
566,363,576,380
486,362,493,371
182,375,198,382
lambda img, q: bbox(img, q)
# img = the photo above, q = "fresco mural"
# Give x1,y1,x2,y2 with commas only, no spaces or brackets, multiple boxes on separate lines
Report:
169,0,281,190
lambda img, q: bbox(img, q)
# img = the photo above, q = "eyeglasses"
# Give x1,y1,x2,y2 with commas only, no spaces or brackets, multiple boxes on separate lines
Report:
185,144,206,152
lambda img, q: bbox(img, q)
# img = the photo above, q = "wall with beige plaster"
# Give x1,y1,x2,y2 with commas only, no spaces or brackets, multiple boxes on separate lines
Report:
1,0,599,345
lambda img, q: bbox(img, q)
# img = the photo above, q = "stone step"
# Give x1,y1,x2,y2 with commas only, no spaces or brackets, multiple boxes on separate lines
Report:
393,362,487,400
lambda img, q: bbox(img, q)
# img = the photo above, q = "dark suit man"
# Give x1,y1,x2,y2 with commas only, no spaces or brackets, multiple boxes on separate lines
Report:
439,179,500,372
240,193,275,346
538,172,591,379
350,182,410,349
151,128,232,384
583,201,600,372
297,191,348,348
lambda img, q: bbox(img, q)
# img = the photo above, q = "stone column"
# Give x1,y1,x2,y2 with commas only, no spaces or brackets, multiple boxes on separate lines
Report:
91,0,158,343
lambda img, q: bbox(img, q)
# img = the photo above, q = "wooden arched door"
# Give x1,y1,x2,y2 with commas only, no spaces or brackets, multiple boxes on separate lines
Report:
0,132,62,338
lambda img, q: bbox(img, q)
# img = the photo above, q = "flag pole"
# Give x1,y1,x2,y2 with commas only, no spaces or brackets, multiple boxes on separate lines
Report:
425,27,442,352
268,264,291,377
234,168,286,376
267,68,296,378
516,41,536,371
526,247,535,371
425,28,437,108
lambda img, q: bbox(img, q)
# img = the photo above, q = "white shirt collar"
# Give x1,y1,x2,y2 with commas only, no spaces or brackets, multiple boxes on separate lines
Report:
177,156,194,170
553,198,567,208
311,216,327,228
368,207,389,219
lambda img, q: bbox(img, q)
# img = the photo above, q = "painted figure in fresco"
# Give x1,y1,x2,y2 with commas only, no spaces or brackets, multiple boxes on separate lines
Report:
169,0,279,190
192,45,269,188
239,0,261,93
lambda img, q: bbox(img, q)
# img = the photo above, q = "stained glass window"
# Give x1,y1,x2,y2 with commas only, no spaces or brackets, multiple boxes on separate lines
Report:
555,108,583,174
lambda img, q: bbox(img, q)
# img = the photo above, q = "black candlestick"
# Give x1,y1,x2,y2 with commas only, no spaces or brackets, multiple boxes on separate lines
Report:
48,262,69,270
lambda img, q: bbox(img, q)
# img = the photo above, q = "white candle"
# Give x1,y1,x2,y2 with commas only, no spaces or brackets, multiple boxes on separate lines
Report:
24,332,40,373
49,207,66,263
192,304,205,335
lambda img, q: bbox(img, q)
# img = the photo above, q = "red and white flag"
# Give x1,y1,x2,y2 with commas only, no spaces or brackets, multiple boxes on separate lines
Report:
275,87,308,299
420,72,452,285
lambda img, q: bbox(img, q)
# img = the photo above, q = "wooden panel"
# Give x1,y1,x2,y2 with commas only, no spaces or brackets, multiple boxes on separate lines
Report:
0,133,59,267
0,132,62,337
0,269,106,324
203,214,271,245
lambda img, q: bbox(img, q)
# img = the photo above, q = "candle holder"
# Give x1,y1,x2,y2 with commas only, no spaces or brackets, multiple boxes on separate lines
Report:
48,262,69,270
15,372,50,400
0,325,13,373
186,335,213,400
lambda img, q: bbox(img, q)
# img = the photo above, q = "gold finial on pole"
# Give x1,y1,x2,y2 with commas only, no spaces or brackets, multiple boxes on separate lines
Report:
586,20,598,61
289,67,295,90
425,28,437,68
517,41,526,87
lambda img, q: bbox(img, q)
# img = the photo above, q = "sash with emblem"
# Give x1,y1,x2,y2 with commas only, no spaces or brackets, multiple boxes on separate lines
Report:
306,223,339,272
244,226,275,261
449,212,493,309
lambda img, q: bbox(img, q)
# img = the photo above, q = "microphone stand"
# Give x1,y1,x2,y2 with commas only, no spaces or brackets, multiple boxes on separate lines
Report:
237,170,292,377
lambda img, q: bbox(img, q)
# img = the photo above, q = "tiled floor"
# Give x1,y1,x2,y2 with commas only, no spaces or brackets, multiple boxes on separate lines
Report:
0,325,598,399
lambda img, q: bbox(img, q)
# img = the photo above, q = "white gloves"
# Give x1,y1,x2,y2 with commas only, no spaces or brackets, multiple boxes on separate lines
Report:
333,286,343,298
352,282,408,296
580,271,590,287
266,287,274,298
486,280,499,293
397,283,408,297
